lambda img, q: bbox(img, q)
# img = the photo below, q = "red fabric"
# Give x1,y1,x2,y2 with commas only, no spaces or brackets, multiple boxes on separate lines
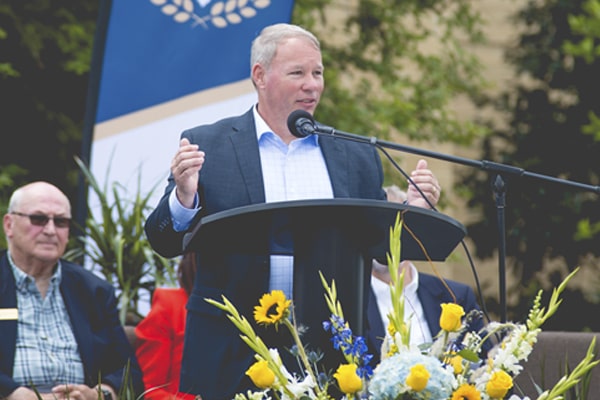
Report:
135,288,196,400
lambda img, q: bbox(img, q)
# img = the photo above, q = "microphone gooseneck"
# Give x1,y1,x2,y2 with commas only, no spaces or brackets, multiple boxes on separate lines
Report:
287,109,316,138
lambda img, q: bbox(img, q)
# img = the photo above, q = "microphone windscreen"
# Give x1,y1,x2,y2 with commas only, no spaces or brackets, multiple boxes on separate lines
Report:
287,109,314,138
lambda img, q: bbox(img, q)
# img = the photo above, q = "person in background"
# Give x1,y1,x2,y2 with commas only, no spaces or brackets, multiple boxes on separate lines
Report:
367,184,486,364
144,23,440,400
134,252,197,400
0,181,143,400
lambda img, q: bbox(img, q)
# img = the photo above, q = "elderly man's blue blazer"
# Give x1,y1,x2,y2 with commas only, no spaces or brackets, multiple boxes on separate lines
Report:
0,250,143,397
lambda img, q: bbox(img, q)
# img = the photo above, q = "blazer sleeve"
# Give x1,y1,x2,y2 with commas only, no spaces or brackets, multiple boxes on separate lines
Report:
61,263,144,396
144,185,190,258
145,109,271,260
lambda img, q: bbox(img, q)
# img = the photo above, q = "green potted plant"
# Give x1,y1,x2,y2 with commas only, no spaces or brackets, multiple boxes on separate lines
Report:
65,155,177,325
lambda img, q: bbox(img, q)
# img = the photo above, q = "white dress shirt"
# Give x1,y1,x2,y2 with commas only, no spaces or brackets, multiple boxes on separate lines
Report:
255,107,333,298
370,261,433,346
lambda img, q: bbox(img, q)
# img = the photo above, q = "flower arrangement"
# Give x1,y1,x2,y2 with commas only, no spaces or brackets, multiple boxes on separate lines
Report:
206,214,598,400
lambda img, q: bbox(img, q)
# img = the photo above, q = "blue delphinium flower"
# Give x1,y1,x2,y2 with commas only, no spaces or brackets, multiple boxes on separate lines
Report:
323,315,374,379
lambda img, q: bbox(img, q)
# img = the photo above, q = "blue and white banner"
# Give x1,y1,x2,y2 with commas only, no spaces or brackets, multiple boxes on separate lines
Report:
86,0,295,207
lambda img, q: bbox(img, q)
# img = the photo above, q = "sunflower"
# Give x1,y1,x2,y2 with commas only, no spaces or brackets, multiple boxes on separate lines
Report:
451,384,481,400
253,290,292,325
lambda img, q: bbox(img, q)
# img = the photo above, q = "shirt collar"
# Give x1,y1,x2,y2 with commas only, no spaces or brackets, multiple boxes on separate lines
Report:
253,104,271,141
371,261,420,296
403,262,419,297
7,250,62,292
253,104,319,146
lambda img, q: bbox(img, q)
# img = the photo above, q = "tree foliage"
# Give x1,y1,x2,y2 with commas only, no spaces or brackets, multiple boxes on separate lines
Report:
459,0,600,327
0,1,97,205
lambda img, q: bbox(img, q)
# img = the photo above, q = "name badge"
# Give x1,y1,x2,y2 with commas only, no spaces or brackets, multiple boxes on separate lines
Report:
0,308,18,320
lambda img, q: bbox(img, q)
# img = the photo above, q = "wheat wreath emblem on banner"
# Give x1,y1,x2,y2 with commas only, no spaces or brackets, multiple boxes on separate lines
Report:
149,0,272,29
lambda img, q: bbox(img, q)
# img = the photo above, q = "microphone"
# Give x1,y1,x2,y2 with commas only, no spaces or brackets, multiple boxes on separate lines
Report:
287,109,317,138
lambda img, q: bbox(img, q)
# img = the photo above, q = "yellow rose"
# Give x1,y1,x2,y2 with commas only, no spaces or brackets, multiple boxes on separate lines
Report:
439,303,465,332
245,360,275,389
333,364,363,394
405,364,430,392
486,370,513,398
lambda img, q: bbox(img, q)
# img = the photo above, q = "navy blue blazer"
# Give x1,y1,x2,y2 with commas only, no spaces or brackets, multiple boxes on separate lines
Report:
0,251,144,397
145,108,386,400
366,272,485,365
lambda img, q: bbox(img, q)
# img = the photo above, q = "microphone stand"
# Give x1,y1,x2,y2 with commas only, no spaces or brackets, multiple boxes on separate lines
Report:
313,124,600,322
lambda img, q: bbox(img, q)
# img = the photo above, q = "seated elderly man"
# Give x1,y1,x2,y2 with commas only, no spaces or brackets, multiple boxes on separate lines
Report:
0,181,143,400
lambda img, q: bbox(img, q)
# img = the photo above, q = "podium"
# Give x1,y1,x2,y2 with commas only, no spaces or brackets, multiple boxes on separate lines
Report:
182,198,465,369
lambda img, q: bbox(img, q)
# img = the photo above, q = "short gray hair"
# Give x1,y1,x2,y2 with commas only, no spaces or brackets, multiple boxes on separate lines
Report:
250,23,320,70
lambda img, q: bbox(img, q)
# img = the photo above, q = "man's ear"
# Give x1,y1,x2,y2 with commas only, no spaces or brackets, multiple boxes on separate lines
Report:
3,214,13,237
252,63,266,88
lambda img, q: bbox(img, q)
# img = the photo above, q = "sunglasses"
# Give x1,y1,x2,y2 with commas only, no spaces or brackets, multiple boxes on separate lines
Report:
10,211,71,228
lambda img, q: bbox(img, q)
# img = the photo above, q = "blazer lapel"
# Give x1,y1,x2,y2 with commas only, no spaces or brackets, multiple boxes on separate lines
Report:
60,267,94,375
417,274,448,337
367,287,386,357
319,136,350,197
229,110,266,204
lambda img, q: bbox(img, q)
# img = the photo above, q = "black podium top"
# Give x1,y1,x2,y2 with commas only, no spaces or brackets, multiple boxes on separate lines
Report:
183,198,465,261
